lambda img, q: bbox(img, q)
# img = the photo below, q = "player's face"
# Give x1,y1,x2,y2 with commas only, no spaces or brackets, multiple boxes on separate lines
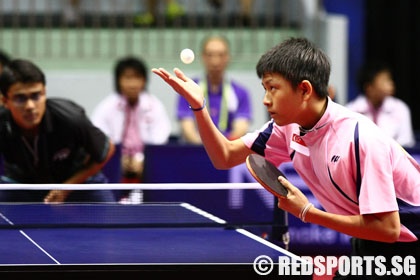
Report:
201,39,230,77
261,73,304,126
2,82,46,131
119,68,146,103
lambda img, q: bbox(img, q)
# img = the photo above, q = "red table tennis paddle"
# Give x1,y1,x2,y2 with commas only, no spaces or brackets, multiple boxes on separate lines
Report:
246,154,288,198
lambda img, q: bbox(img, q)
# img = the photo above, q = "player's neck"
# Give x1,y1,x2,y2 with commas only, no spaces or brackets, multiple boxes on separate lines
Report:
21,128,39,141
206,73,224,88
299,97,328,132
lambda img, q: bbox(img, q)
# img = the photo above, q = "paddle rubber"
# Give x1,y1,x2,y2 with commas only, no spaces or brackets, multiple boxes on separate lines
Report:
246,154,288,197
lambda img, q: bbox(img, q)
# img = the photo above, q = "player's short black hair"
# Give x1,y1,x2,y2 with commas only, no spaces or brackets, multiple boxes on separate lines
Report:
256,37,331,98
0,59,46,97
114,56,148,93
357,60,392,93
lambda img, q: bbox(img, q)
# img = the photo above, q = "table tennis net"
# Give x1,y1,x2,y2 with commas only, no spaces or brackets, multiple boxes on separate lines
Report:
0,183,287,237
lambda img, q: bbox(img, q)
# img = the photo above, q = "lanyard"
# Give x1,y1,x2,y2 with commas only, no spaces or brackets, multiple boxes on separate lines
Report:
199,79,233,132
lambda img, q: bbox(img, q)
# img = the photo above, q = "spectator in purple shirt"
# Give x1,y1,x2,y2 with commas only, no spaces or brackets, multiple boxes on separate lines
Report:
176,35,252,144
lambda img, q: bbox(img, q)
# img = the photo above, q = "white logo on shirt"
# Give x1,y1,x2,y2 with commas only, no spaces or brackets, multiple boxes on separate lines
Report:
53,148,71,161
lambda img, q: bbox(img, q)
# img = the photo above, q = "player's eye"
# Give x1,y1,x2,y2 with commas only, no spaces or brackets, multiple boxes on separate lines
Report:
10,92,43,106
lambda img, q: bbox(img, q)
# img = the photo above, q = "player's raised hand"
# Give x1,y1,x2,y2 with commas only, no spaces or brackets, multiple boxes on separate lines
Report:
152,67,204,109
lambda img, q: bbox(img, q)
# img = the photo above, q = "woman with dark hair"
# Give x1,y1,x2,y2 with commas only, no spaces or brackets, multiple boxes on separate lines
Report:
346,61,415,148
91,56,171,202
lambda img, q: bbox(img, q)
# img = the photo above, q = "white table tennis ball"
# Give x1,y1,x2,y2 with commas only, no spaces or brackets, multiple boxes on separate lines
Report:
180,48,195,64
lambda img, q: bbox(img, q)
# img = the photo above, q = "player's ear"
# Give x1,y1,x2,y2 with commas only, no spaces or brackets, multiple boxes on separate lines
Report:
0,94,8,109
298,80,313,100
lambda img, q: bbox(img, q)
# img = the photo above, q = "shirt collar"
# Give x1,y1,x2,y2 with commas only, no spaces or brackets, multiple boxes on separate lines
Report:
299,97,332,136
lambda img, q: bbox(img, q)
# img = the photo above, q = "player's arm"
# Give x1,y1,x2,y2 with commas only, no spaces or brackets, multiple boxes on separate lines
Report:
277,176,401,243
305,207,400,243
66,138,115,184
44,138,115,203
152,67,250,168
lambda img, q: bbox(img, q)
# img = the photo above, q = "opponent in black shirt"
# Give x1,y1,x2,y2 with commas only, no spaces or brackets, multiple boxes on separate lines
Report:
0,59,116,203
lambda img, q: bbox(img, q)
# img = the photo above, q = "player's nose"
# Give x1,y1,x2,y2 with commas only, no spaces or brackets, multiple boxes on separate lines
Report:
263,92,271,106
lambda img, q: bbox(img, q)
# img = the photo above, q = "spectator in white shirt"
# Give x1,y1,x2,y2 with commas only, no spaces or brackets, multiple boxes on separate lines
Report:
346,61,415,148
91,56,171,202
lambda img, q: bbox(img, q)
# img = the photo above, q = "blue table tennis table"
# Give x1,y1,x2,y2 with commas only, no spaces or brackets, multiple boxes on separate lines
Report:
0,202,305,277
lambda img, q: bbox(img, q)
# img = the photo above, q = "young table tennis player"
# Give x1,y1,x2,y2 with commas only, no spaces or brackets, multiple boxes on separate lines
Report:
152,37,420,278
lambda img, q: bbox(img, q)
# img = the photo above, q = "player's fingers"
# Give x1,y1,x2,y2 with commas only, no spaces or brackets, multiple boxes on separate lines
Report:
151,69,166,80
44,193,54,203
152,68,186,92
155,68,187,86
173,68,189,82
151,67,171,80
278,176,293,190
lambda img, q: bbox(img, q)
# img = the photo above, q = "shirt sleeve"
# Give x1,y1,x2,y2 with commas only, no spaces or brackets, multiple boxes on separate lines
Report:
356,124,399,215
231,81,252,121
141,95,172,144
80,115,111,163
394,101,415,148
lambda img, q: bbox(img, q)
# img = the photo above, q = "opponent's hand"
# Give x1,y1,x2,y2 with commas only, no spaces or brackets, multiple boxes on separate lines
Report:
44,190,71,204
277,176,310,218
152,67,205,109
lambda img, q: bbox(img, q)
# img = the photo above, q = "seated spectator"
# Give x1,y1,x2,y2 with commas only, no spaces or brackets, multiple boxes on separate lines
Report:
91,56,171,202
176,34,252,144
176,35,253,185
0,59,116,203
346,61,416,148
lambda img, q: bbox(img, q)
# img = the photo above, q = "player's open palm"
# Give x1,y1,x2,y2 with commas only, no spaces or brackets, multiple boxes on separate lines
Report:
152,67,204,107
277,176,310,218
